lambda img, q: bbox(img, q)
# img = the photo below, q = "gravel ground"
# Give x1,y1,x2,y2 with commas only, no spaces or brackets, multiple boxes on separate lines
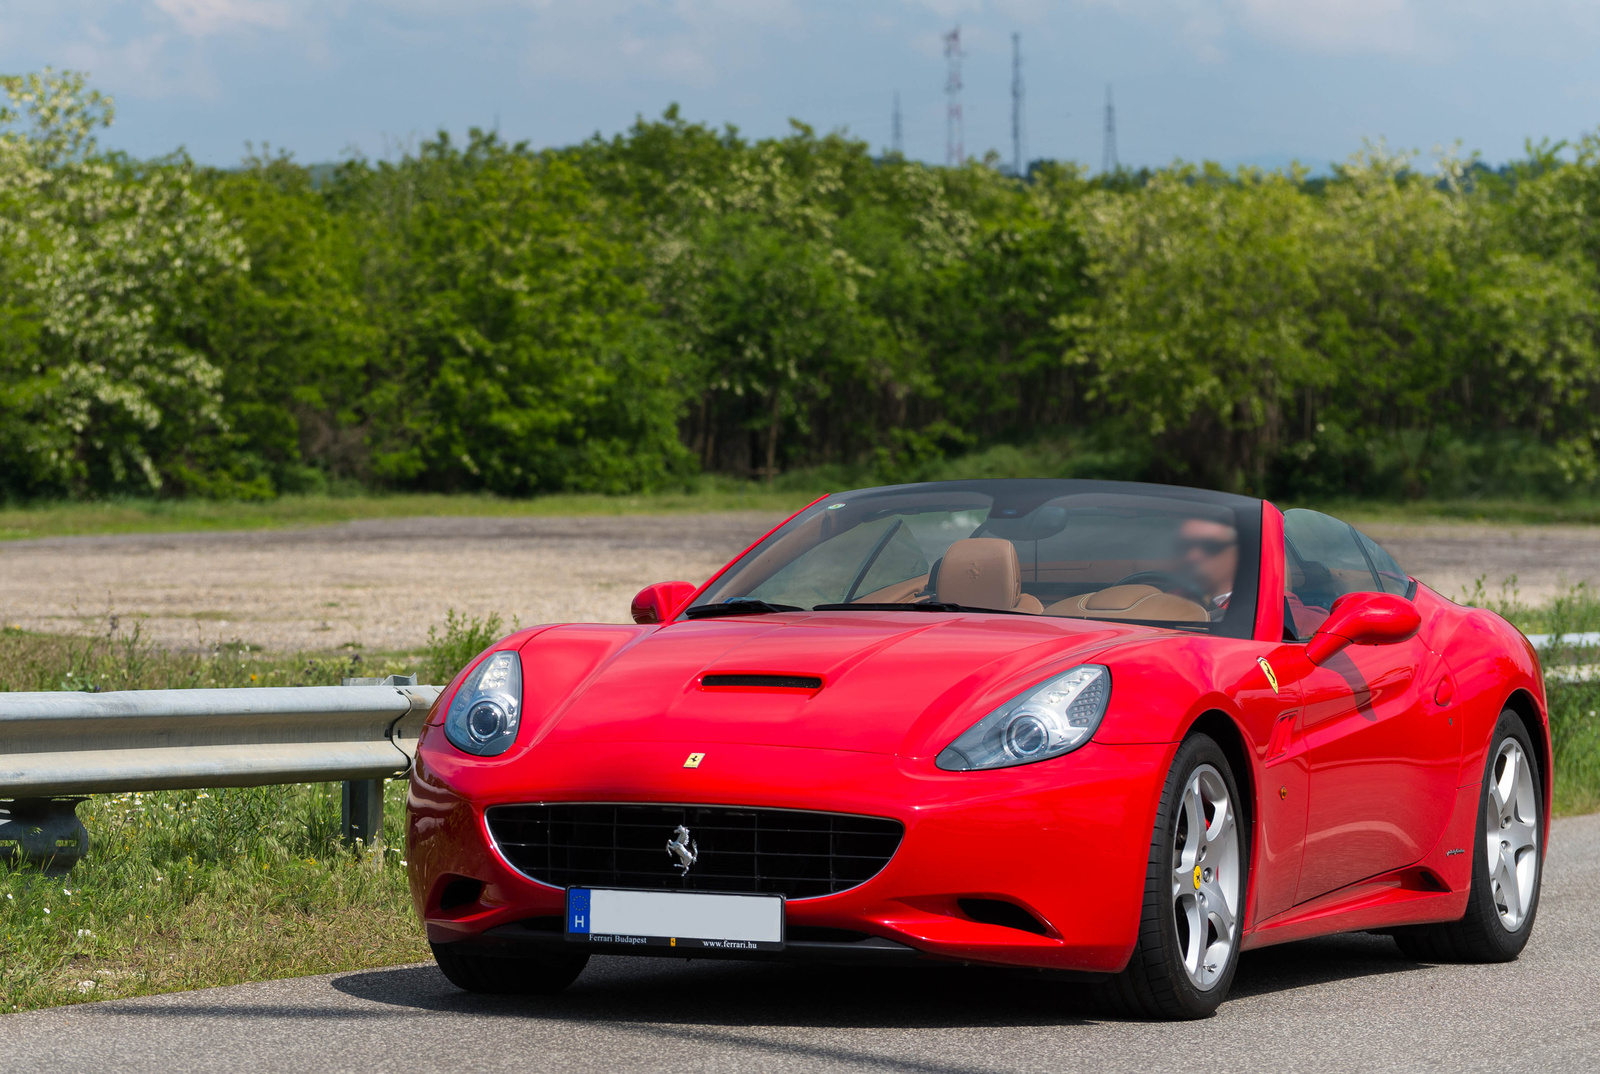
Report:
0,514,1596,654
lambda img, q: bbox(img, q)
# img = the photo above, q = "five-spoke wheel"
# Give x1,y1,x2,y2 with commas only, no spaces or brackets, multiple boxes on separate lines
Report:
1485,737,1539,931
1170,763,1242,992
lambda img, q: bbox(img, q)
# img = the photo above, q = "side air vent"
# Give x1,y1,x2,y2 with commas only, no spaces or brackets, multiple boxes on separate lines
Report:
701,674,823,690
959,898,1051,936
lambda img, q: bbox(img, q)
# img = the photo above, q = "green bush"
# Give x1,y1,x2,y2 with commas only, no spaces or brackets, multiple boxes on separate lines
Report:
423,609,512,686
7,71,1600,500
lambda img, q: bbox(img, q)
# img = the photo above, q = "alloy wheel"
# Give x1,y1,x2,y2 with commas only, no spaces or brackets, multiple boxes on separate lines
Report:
1170,763,1240,991
1485,738,1539,931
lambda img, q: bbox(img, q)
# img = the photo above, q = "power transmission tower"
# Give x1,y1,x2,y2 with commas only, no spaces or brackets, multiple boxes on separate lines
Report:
944,26,963,167
1102,82,1118,175
892,91,903,156
1011,33,1026,178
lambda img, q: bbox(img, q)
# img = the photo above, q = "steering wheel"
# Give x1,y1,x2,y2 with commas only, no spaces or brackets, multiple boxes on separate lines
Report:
1109,571,1208,606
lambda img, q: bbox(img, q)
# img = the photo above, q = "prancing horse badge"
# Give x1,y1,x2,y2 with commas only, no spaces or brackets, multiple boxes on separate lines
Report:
1257,657,1280,695
683,752,705,768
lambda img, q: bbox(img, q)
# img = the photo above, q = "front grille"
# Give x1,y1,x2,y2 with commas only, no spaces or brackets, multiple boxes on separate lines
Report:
485,803,903,900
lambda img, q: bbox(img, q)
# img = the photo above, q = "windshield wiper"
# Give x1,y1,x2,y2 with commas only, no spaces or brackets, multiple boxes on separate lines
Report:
682,599,805,619
811,602,1026,616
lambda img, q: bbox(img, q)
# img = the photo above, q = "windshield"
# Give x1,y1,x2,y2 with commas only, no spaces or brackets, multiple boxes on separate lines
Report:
690,480,1263,637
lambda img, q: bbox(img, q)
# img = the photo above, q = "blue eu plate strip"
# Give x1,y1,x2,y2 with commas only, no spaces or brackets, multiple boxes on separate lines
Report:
567,888,591,934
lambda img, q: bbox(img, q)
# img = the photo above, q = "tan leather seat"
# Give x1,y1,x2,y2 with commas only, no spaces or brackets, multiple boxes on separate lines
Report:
936,538,1040,613
1045,584,1208,623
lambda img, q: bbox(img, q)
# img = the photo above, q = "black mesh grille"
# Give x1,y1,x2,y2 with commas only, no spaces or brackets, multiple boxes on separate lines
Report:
485,803,903,900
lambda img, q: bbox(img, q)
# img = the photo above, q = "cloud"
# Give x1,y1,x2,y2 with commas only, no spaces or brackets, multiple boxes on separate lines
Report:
1228,0,1422,57
151,0,295,37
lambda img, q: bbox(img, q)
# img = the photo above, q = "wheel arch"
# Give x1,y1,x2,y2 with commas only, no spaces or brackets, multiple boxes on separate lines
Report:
1502,687,1553,820
1184,709,1255,850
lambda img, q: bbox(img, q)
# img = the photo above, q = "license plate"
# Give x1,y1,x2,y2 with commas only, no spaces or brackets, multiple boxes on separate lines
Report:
565,887,785,952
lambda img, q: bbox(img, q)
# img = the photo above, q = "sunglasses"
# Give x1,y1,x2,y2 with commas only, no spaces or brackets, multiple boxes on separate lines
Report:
1178,538,1236,557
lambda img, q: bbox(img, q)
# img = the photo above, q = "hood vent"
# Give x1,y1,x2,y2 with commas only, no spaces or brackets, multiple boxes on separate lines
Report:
701,673,823,691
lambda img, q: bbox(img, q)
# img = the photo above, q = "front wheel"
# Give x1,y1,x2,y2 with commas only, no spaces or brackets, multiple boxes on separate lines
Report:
1092,733,1249,1019
431,942,589,995
1392,710,1543,962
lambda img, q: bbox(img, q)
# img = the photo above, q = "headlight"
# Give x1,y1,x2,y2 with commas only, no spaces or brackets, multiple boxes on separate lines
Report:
443,650,523,756
936,665,1110,771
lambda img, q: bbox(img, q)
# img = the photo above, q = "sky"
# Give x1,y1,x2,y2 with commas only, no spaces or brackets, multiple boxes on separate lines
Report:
2,1,1599,171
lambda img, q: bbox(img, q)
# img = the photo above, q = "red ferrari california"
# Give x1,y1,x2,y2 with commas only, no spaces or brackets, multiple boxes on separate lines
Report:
407,479,1548,1018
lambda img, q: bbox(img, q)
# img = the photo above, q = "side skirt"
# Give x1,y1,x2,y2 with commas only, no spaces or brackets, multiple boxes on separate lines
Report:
1242,865,1469,951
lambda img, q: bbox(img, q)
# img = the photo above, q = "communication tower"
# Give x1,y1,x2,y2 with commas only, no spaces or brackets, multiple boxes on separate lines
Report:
1011,33,1026,177
892,92,903,156
1102,83,1119,175
944,27,964,167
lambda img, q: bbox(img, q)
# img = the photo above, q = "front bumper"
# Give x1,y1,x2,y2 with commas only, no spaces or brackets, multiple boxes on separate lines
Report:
407,737,1174,975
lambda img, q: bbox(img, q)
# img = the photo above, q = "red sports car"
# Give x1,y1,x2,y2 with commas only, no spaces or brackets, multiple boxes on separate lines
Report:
407,479,1549,1019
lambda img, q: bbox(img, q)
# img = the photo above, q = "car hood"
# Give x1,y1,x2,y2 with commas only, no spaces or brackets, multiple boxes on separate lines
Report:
526,611,1184,759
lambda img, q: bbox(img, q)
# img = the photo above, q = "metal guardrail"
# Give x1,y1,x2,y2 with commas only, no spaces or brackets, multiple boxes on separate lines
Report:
0,679,441,873
1526,631,1600,648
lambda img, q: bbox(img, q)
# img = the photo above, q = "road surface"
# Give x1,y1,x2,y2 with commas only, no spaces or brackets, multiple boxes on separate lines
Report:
2,812,1595,1073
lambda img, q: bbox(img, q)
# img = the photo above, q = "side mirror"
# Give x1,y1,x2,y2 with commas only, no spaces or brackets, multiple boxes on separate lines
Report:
1305,591,1420,665
631,581,698,625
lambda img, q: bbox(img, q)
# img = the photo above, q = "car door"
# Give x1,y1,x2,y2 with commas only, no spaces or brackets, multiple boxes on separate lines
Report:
1281,510,1460,905
1246,644,1309,923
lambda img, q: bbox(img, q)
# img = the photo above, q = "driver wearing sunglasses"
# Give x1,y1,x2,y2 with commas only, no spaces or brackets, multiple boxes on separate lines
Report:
1176,518,1239,619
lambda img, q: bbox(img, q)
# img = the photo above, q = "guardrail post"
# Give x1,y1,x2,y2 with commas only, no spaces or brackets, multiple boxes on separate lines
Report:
339,673,418,848
340,780,384,848
0,798,88,875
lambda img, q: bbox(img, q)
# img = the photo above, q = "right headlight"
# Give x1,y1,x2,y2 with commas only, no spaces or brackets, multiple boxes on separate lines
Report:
936,665,1110,771
443,650,523,757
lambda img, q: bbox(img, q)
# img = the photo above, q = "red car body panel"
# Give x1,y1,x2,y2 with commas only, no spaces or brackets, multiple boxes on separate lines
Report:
408,490,1551,976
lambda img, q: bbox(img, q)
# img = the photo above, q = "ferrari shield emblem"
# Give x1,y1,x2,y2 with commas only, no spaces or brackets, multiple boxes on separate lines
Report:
1257,657,1280,695
683,752,705,768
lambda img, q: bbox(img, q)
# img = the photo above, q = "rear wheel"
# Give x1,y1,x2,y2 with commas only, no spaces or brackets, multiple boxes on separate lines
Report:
430,942,589,995
1392,711,1543,963
1093,733,1248,1019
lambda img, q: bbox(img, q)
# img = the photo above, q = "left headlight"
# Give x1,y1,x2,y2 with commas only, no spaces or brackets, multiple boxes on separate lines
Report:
443,650,523,757
936,665,1110,771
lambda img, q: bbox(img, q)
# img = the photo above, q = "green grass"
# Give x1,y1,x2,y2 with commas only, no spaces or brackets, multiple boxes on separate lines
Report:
0,784,424,1014
0,481,826,542
7,481,1600,544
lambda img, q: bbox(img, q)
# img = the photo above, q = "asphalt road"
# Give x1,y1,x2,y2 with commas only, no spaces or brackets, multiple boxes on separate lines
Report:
3,814,1597,1074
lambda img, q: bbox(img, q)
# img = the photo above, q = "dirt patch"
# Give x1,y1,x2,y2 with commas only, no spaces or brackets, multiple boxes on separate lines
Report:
0,513,1595,654
0,514,779,654
1361,522,1600,605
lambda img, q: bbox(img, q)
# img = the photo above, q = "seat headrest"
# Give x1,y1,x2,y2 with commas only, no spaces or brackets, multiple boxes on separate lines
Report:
936,538,1022,611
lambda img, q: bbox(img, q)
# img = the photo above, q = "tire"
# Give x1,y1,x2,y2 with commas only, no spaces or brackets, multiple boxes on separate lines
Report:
1092,733,1250,1020
430,942,589,995
1392,710,1543,963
